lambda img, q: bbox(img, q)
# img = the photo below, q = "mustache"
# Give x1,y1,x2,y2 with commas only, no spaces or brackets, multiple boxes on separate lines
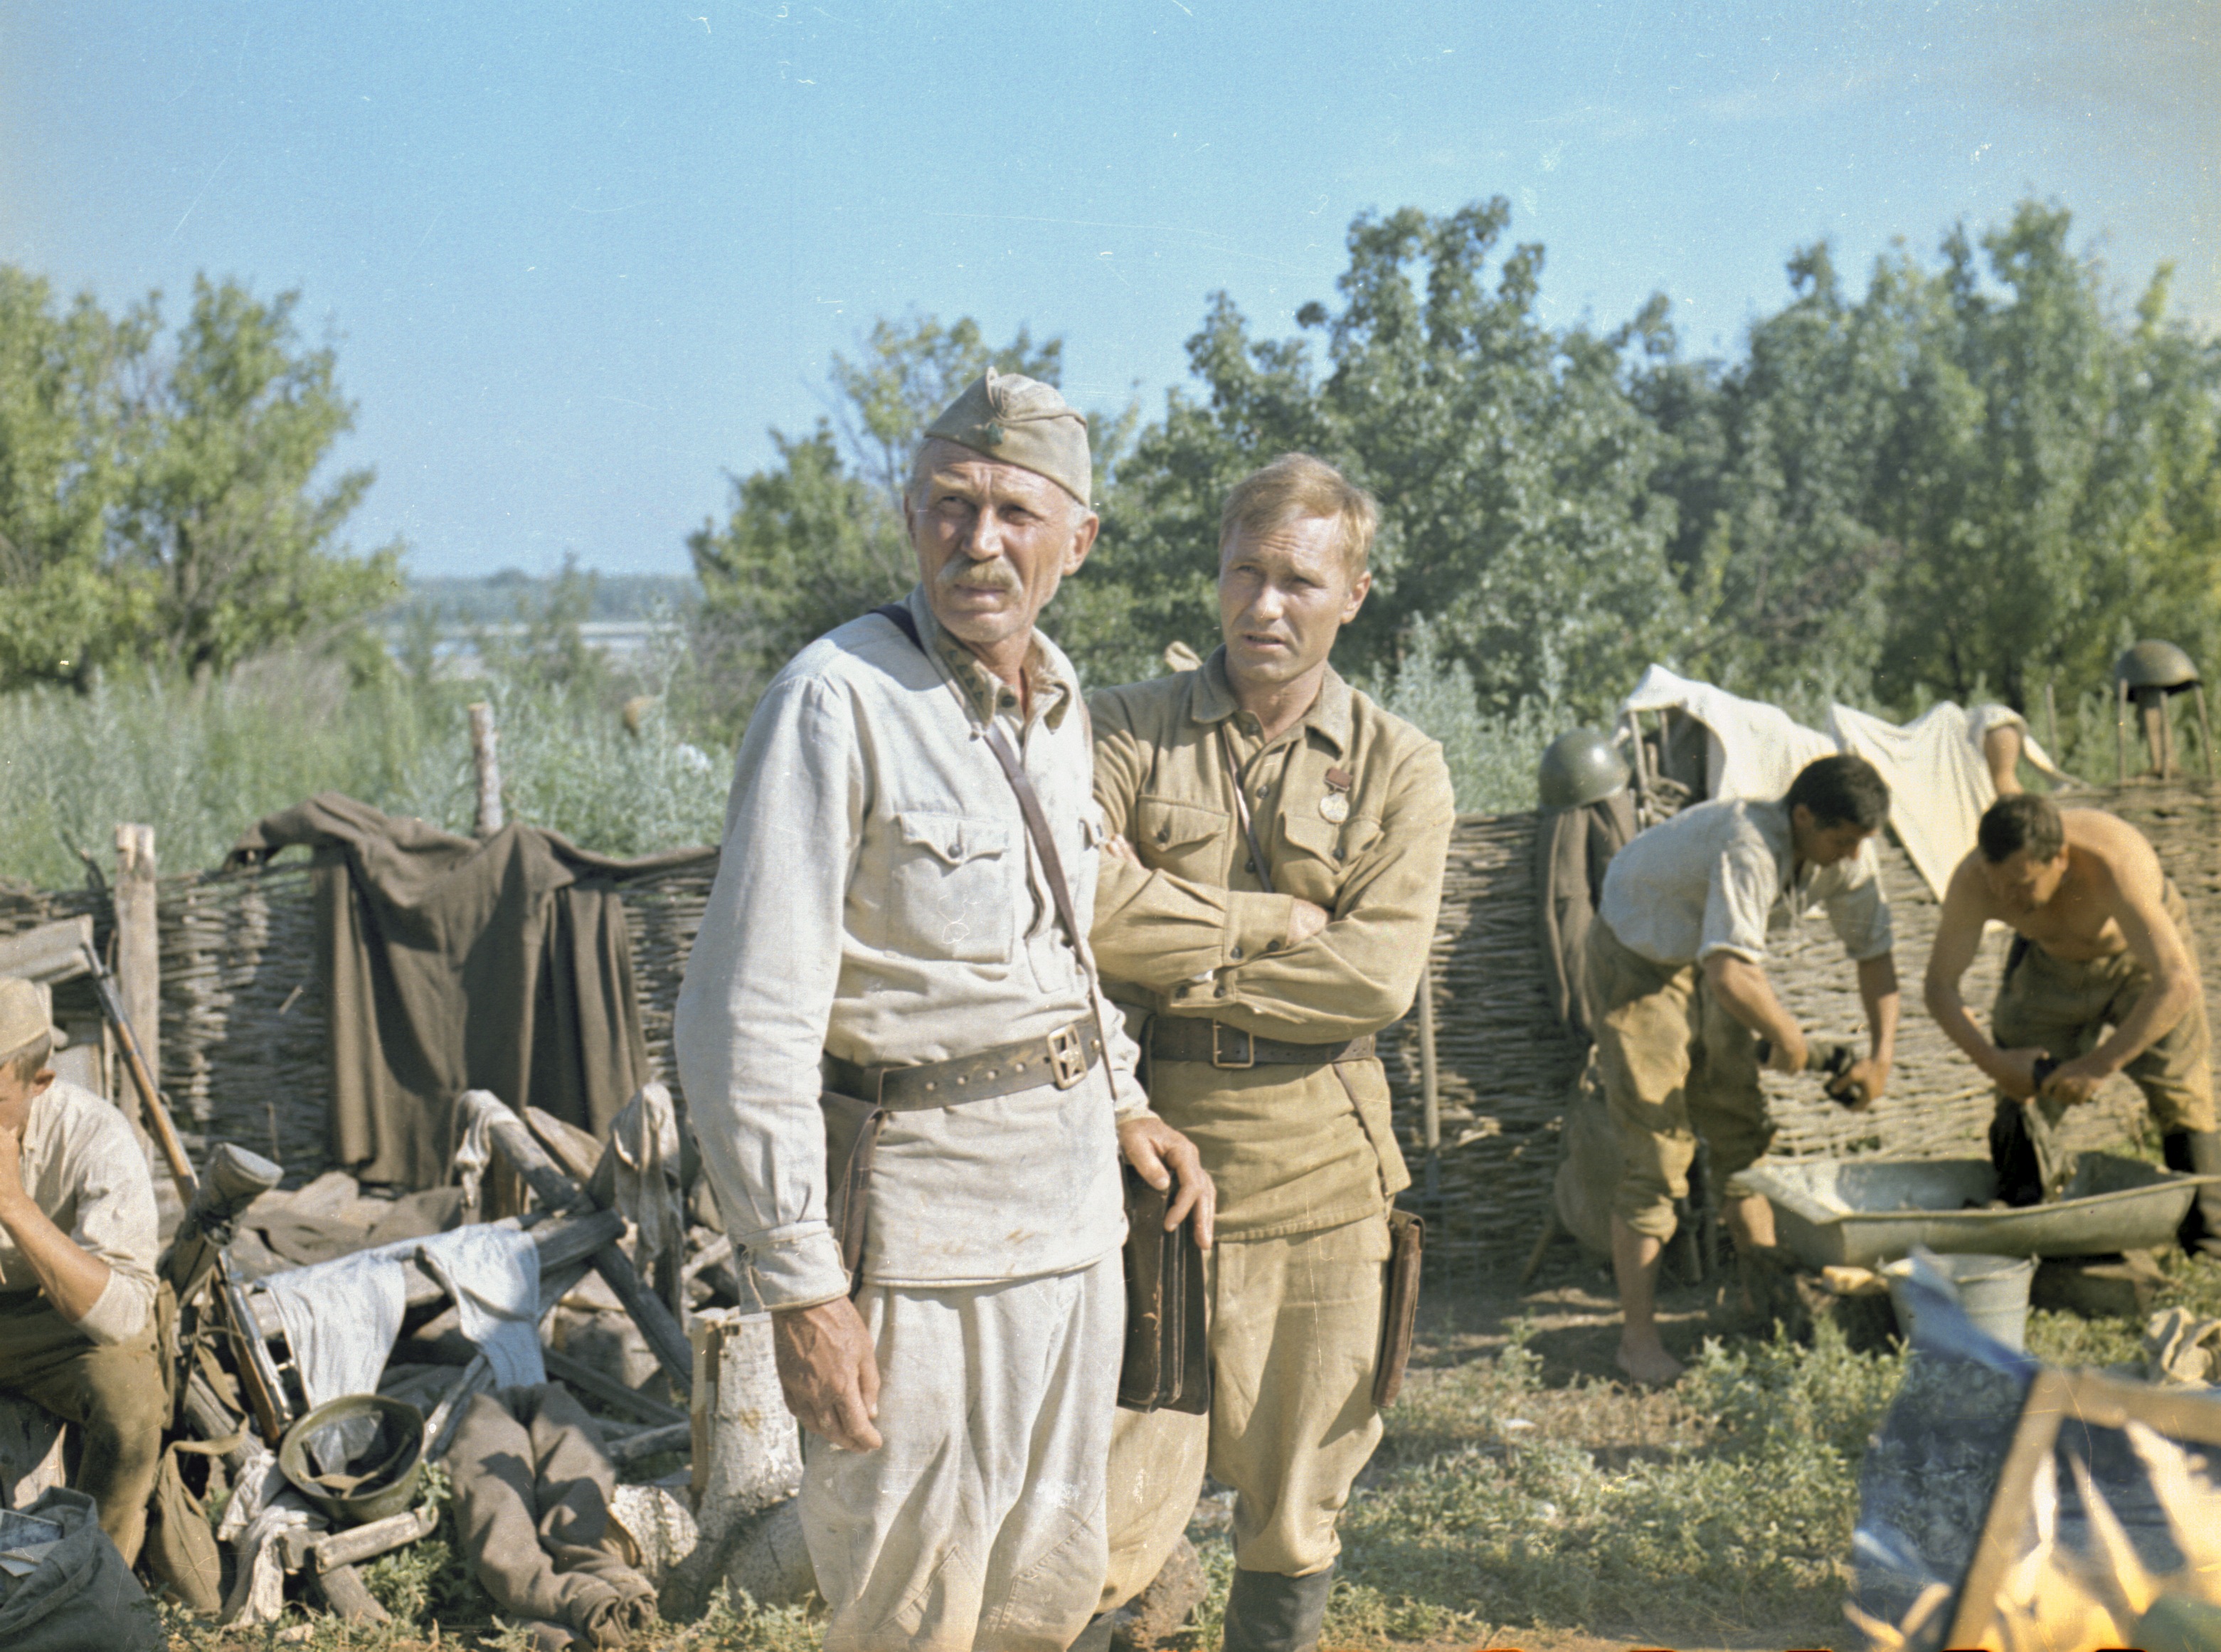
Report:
936,558,1022,595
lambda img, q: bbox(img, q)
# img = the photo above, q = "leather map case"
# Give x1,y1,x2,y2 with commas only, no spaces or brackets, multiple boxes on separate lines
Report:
819,1089,886,1287
1372,1206,1425,1407
1118,1165,1211,1414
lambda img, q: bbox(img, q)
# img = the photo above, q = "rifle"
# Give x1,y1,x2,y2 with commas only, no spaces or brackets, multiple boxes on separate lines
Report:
80,941,295,1443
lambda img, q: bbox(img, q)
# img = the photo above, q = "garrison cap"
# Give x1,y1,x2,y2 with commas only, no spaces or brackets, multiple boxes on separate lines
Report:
921,368,1093,508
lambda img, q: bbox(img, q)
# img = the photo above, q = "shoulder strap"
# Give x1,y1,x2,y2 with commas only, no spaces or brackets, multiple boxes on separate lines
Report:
866,601,1091,964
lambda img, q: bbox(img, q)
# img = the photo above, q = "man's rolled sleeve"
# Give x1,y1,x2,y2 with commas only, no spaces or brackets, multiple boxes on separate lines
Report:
1826,844,1895,962
1695,843,1776,965
674,673,863,1313
70,1269,155,1347
61,1104,159,1345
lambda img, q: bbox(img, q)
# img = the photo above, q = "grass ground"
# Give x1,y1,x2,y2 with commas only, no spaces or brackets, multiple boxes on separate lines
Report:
156,1245,2221,1652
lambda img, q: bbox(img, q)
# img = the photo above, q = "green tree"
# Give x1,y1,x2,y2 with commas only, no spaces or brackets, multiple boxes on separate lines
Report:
0,269,153,685
1874,205,2221,706
0,268,399,687
1096,199,1689,715
114,275,401,677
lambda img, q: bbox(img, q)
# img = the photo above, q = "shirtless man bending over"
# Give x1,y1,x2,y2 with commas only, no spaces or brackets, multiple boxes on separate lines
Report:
1924,793,2221,1253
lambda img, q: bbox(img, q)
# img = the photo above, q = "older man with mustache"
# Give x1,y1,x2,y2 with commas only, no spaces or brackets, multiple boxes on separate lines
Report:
676,370,1212,1652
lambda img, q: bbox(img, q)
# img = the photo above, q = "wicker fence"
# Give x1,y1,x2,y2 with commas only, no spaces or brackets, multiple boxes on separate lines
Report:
10,781,2212,1271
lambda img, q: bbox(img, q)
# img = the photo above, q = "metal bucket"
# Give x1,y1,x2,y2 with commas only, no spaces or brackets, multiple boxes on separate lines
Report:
1885,1252,2036,1352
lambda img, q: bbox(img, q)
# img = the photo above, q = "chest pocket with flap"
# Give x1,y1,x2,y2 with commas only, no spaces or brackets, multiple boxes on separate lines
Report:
1134,797,1231,884
1275,809,1384,906
883,810,1012,963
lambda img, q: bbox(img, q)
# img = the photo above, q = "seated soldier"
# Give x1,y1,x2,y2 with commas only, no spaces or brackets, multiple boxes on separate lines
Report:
1926,793,2221,1249
0,977,165,1561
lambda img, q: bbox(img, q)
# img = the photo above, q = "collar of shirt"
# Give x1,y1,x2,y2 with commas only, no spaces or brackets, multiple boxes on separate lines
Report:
1189,646,1353,757
1749,798,1831,908
911,587,1074,731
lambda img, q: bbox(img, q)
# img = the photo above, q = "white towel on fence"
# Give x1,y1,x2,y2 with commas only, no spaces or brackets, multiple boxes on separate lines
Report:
1620,664,1838,802
414,1224,544,1387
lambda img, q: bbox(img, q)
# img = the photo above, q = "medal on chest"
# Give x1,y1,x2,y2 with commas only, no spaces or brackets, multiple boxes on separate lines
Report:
1320,766,1354,824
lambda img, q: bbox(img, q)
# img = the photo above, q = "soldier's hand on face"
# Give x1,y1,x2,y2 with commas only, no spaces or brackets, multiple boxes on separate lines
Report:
1765,1027,1808,1076
1993,1047,2050,1102
771,1297,883,1452
2038,1053,2106,1107
1101,832,1140,865
1287,899,1330,948
1118,1116,1216,1251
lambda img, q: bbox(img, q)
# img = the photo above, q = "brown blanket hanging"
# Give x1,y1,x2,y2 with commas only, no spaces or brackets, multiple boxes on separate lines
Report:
228,793,711,1189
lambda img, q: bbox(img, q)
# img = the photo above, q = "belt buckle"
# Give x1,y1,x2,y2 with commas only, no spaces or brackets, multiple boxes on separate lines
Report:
1046,1025,1088,1090
1211,1022,1256,1069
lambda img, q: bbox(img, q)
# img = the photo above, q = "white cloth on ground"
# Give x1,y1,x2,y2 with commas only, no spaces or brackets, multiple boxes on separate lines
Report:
414,1224,544,1387
1621,664,1838,803
263,1248,408,1408
802,1252,1121,1652
260,1222,543,1403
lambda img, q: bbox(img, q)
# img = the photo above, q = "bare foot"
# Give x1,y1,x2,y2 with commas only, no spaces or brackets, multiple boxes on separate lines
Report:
1615,1339,1686,1387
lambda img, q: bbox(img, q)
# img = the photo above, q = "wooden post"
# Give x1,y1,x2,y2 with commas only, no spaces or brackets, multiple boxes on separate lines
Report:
2116,679,2130,787
113,825,159,1126
468,701,504,837
1416,949,1440,1202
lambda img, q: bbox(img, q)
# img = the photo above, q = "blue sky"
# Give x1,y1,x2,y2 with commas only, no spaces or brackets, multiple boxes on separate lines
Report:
3,1,2213,578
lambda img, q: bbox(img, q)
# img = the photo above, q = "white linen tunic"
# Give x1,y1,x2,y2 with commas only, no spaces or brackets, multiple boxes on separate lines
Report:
673,586,1147,1309
1598,795,1894,969
0,1079,159,1345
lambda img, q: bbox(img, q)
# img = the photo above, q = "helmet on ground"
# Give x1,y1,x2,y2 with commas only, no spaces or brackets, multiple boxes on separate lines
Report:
2115,640,2200,694
280,1393,426,1524
1537,728,1631,809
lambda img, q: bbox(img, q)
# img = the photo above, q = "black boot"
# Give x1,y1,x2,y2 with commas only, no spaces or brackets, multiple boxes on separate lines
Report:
1068,1611,1120,1652
1222,1565,1335,1652
2163,1131,2221,1259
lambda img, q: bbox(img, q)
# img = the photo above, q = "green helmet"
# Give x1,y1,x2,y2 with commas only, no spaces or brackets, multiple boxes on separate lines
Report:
280,1393,426,1524
2115,640,2200,694
1537,728,1631,809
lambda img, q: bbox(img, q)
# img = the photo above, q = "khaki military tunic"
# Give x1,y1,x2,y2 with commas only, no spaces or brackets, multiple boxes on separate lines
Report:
1089,649,1455,1591
1091,652,1456,1237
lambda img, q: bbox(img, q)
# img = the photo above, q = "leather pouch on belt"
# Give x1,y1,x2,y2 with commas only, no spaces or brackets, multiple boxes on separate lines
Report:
819,1090,886,1290
1373,1206,1425,1407
1118,1165,1211,1414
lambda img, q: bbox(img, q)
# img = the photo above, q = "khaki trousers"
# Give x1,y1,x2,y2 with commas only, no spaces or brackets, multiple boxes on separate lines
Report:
802,1253,1120,1652
1098,1214,1391,1609
0,1292,166,1564
1586,918,1771,1242
1991,881,2217,1135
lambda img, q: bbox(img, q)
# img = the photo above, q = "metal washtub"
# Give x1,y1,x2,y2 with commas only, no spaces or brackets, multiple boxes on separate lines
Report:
1739,1153,2221,1270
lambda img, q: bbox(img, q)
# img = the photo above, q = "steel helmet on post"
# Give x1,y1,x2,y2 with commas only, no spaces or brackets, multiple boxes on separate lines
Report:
2114,640,2200,694
1537,728,1631,809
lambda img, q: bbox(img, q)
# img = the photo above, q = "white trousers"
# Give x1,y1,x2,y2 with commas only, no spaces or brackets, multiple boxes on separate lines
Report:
802,1251,1121,1652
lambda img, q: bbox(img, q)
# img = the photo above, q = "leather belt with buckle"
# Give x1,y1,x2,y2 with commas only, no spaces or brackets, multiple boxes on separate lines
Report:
822,1019,1103,1111
1149,1019,1377,1069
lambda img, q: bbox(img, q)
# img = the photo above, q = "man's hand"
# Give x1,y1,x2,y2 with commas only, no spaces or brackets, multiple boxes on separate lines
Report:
1764,1026,1809,1076
1287,899,1330,949
2038,1052,2107,1107
1102,832,1140,865
1834,1057,1891,1112
1119,1116,1216,1250
0,1124,26,1213
771,1298,882,1451
1991,1047,2050,1101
